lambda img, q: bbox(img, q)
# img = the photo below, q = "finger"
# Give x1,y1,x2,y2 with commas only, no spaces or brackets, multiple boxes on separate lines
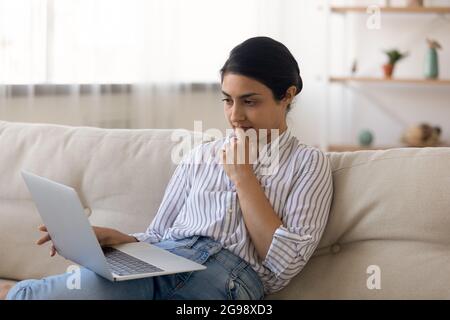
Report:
225,145,235,165
36,234,51,245
244,136,249,164
234,128,245,142
221,148,226,164
226,143,237,164
234,138,240,164
38,225,47,232
233,136,247,164
226,134,237,147
248,136,258,163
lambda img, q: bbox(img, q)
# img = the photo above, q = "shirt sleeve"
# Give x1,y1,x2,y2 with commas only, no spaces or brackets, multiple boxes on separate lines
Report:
262,149,333,280
130,151,194,244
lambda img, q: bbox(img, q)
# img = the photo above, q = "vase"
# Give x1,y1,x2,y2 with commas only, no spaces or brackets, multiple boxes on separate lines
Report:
424,47,438,79
382,64,394,78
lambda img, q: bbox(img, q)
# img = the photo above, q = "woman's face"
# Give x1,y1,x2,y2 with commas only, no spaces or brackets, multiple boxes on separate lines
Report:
221,73,294,139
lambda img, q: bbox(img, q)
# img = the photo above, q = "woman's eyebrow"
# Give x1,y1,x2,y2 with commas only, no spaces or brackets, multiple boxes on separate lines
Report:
221,90,261,99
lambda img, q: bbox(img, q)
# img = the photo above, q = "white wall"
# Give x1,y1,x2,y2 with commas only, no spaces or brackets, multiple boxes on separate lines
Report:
0,0,331,148
1,0,449,148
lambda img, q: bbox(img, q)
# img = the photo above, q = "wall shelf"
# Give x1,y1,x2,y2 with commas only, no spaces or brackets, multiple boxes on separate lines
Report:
331,6,450,14
327,144,397,152
325,4,450,152
330,77,450,85
327,143,450,152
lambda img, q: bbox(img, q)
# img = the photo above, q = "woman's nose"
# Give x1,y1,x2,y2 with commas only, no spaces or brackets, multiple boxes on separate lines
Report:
230,105,245,122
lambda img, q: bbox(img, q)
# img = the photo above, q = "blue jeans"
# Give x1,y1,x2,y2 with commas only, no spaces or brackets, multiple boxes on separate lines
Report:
6,236,264,300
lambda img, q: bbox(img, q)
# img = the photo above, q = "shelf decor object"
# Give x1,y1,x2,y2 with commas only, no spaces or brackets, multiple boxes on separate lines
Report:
401,123,442,147
424,38,442,79
358,129,374,147
382,49,408,78
329,77,450,85
326,143,450,152
330,7,450,14
406,0,424,7
327,144,396,152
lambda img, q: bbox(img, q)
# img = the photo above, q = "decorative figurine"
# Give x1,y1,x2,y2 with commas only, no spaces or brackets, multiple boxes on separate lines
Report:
358,130,374,147
402,123,442,147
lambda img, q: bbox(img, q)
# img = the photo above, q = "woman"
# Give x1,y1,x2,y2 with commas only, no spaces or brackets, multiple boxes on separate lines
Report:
3,36,333,300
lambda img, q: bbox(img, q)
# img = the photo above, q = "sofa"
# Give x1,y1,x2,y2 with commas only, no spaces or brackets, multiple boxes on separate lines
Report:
1,120,449,299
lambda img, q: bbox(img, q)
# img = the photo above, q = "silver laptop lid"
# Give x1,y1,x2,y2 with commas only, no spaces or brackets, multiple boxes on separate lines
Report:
21,170,113,281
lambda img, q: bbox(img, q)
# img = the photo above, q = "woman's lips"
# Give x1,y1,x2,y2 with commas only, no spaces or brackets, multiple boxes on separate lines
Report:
234,126,253,132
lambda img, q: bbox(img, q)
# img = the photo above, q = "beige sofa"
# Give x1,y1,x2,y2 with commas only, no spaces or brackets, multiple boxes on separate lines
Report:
1,120,449,299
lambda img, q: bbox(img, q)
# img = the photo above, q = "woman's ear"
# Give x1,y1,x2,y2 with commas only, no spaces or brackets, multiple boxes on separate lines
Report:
282,86,297,105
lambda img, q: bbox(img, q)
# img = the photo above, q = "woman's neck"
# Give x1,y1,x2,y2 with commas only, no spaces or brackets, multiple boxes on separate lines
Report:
266,125,288,144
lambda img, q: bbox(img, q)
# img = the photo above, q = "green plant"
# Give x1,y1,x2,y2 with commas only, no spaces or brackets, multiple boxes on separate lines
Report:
384,49,408,65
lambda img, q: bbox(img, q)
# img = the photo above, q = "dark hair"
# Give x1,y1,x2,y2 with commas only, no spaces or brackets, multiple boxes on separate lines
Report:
220,36,303,113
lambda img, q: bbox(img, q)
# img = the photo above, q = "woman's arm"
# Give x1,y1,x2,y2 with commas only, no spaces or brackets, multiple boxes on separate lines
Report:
261,149,332,279
222,130,282,260
222,129,333,273
233,173,282,260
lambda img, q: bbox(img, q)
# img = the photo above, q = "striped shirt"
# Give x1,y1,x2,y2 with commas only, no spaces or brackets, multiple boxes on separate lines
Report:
132,129,333,294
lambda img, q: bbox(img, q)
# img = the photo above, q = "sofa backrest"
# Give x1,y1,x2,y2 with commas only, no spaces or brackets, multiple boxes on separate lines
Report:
0,121,203,281
1,121,450,299
271,147,450,299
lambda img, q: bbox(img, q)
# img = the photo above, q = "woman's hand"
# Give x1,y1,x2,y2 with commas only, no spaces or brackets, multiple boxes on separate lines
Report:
221,128,257,184
36,225,137,257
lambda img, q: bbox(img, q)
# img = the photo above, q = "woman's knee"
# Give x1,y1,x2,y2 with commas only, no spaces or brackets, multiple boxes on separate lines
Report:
6,267,92,300
8,267,157,300
6,279,40,300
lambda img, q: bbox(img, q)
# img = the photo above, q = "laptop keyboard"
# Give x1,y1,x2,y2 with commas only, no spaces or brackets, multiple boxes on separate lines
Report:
103,247,164,276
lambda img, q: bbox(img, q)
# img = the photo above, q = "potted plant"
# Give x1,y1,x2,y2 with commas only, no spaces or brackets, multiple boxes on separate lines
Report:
382,49,408,78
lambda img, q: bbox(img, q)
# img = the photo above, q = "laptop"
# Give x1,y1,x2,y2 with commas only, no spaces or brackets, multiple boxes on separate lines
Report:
21,170,206,282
